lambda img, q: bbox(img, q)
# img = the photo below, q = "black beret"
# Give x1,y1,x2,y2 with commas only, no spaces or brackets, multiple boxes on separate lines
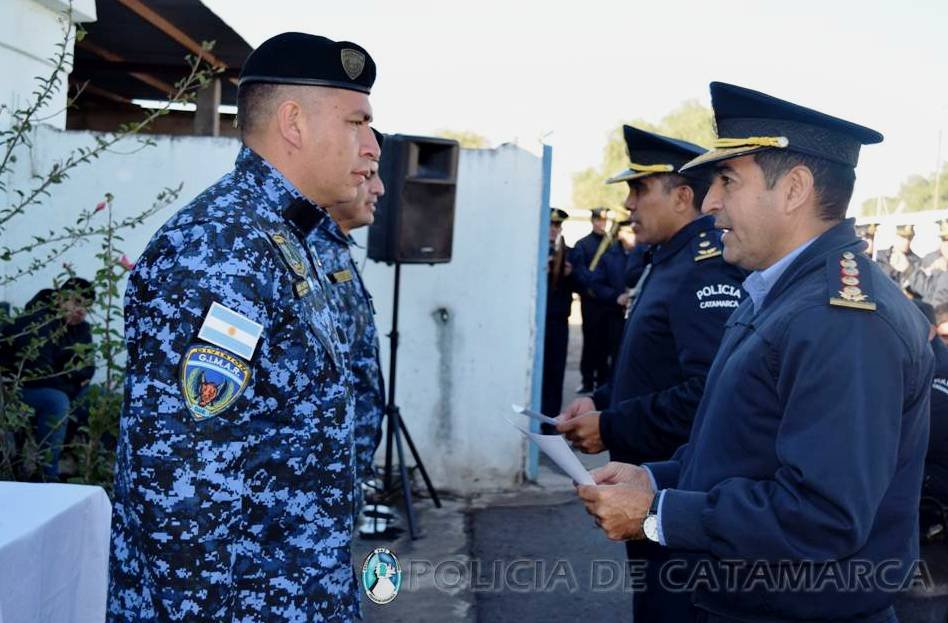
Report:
607,126,706,184
590,207,608,220
239,32,376,94
551,208,569,223
681,82,882,172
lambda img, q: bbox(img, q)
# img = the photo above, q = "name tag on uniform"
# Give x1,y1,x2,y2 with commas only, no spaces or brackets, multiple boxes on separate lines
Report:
330,269,353,284
198,302,263,361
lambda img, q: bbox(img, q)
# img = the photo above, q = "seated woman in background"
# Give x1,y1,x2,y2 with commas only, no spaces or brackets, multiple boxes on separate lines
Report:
3,278,95,481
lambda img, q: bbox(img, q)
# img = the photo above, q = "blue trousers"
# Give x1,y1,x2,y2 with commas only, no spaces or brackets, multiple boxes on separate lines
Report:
20,387,70,480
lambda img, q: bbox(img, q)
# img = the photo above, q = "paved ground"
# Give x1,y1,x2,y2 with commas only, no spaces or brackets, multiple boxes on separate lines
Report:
354,312,948,622
355,315,633,622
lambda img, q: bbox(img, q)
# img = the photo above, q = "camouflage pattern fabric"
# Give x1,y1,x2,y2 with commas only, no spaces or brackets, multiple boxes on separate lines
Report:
108,146,359,622
307,218,386,483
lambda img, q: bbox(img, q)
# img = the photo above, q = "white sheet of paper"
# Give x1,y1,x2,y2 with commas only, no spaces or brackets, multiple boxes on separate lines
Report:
510,403,559,426
506,417,595,485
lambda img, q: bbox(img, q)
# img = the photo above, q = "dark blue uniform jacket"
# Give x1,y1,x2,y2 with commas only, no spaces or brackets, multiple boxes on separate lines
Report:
593,216,746,464
647,219,934,622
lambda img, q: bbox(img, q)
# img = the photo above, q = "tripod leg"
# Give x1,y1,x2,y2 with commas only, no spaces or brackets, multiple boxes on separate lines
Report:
383,405,395,491
391,409,419,539
398,416,442,508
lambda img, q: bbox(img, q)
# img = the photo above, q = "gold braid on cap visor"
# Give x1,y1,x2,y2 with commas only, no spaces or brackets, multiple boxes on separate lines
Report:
713,136,790,149
627,162,675,173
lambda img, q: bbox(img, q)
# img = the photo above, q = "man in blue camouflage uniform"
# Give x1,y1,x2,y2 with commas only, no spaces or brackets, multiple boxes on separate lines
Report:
559,126,746,621
108,33,381,622
579,83,933,623
307,134,386,495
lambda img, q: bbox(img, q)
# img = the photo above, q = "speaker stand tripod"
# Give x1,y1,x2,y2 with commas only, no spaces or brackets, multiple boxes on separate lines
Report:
381,262,442,540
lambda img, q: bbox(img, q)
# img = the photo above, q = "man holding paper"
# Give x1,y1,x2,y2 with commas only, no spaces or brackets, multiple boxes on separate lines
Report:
577,82,932,623
557,126,746,621
557,126,745,464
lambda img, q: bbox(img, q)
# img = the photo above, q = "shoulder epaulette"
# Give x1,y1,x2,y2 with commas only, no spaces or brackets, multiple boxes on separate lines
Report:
693,230,723,262
828,250,877,311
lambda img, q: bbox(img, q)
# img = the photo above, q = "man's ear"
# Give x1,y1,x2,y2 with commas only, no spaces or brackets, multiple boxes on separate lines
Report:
276,99,304,150
675,183,695,214
782,164,816,216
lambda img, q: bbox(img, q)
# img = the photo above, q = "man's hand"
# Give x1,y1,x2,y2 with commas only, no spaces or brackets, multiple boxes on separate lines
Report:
557,412,604,454
577,481,654,541
591,462,655,491
559,396,596,423
617,292,630,307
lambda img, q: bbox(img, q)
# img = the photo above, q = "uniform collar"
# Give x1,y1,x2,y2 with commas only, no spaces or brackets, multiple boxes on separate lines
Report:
234,145,326,236
760,218,863,310
743,236,817,312
317,214,352,245
651,214,715,265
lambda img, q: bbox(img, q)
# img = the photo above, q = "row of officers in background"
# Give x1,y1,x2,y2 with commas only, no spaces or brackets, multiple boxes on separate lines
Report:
542,81,948,623
864,221,948,306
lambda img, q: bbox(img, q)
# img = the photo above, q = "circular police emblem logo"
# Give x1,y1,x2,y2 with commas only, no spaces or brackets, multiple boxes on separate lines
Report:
361,547,401,604
180,344,251,421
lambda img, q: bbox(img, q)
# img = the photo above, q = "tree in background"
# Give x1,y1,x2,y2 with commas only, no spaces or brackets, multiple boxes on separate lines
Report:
571,100,715,211
435,129,490,149
860,164,948,217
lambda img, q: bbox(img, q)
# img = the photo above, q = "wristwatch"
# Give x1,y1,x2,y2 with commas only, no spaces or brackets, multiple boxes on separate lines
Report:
642,491,662,543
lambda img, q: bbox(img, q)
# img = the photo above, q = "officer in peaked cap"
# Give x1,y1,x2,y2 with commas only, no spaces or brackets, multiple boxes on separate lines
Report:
877,223,921,286
911,220,948,306
542,208,576,420
108,32,380,622
558,124,746,621
855,221,878,256
577,82,933,623
570,206,614,394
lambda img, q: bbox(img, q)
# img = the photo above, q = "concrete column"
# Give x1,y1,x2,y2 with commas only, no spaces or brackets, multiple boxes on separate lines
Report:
193,77,220,136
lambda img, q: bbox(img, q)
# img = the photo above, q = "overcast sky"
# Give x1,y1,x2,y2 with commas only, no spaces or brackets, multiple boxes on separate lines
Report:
205,0,948,213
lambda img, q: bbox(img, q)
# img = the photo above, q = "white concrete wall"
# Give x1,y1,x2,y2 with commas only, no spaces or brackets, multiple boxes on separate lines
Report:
352,145,544,493
0,0,96,130
1,125,242,305
1,128,544,493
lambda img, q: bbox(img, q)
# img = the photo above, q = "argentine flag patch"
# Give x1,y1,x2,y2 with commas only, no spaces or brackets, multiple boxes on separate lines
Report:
197,302,263,361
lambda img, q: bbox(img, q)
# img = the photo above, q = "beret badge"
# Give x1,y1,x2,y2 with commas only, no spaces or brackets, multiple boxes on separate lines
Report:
341,48,366,80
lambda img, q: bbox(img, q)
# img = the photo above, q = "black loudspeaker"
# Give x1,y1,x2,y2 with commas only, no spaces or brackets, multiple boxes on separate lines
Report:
368,134,459,264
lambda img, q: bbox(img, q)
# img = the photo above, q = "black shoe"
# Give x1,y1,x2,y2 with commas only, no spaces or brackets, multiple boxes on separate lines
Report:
576,383,595,395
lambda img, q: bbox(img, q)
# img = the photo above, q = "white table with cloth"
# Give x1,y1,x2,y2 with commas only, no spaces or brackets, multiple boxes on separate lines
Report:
0,482,111,623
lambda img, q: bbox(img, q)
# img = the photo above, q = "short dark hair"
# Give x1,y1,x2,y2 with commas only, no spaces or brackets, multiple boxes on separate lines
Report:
659,172,711,212
237,83,281,140
752,150,856,221
60,277,94,305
